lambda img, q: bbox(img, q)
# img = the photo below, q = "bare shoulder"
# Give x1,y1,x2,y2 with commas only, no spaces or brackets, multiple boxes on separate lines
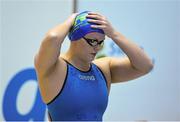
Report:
93,57,111,68
37,55,67,104
93,57,112,91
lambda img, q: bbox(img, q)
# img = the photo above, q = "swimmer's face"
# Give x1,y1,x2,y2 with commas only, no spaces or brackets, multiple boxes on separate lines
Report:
78,32,105,62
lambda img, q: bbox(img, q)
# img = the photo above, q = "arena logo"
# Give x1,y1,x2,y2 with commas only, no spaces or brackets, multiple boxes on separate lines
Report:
2,68,46,121
79,74,96,81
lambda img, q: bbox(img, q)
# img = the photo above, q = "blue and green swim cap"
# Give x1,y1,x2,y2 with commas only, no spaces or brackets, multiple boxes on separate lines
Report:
68,11,105,41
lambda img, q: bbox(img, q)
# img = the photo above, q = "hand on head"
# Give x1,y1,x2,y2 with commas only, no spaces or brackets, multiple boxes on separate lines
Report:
86,12,115,38
68,11,105,41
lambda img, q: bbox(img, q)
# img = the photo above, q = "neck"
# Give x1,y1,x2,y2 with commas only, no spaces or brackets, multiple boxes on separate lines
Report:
64,48,91,72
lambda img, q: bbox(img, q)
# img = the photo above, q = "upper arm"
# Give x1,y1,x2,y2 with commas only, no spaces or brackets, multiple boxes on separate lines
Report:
94,56,150,85
34,33,62,76
109,56,149,83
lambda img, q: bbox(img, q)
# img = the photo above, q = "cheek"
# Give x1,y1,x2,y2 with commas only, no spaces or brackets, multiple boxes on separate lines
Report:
81,42,92,52
78,44,88,55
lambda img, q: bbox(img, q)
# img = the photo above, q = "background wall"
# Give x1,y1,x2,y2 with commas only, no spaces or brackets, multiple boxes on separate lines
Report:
0,0,179,121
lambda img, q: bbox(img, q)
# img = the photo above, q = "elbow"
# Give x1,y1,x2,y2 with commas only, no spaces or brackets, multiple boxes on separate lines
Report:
45,32,59,41
146,62,154,73
143,60,154,74
34,54,40,70
41,32,60,48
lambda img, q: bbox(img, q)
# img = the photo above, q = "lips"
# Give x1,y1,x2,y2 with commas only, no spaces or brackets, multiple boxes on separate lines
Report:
91,53,97,56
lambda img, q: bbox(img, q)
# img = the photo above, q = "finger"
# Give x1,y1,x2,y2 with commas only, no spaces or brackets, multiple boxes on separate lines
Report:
86,14,103,21
91,24,106,29
88,12,105,19
87,19,106,25
88,12,102,16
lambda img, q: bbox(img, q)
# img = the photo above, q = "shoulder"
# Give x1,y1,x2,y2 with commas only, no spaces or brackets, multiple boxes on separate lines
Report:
93,57,111,68
37,55,67,104
93,57,112,90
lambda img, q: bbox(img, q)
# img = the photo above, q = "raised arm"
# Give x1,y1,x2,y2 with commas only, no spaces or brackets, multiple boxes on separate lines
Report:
34,14,77,76
88,12,153,83
109,31,154,83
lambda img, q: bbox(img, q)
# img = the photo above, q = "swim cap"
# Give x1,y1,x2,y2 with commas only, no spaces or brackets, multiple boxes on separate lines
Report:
68,11,105,41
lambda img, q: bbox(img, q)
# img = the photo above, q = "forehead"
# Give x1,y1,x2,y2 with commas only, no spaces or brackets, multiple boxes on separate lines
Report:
85,32,105,39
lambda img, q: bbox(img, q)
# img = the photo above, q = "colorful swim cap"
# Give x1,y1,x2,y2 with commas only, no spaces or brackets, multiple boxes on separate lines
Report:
68,11,105,41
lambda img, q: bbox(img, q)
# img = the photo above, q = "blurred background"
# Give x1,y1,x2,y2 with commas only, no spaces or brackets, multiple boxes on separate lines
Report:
0,0,180,121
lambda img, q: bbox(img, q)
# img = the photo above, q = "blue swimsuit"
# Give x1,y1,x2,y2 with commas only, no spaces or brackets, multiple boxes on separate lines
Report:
47,61,109,121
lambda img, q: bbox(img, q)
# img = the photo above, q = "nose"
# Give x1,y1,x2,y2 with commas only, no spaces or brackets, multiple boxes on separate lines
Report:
93,45,102,52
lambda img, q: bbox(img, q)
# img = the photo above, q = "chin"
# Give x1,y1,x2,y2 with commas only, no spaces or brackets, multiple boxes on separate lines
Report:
87,58,93,63
86,57,95,63
83,54,96,63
